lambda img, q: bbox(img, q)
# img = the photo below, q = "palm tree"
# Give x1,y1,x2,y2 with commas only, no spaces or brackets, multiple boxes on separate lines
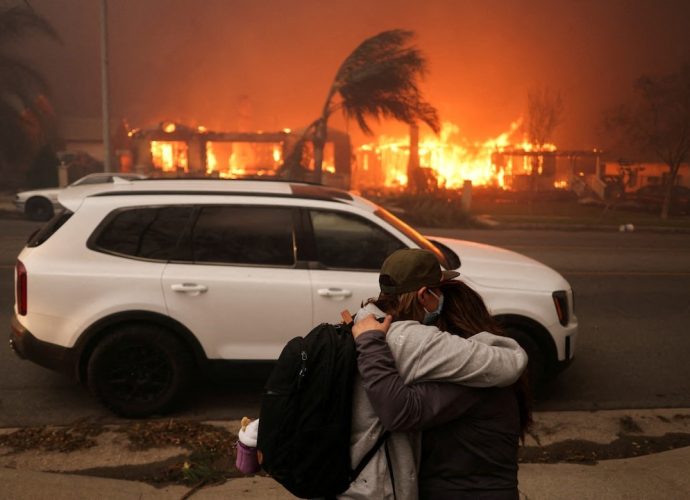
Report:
0,5,59,170
298,29,440,184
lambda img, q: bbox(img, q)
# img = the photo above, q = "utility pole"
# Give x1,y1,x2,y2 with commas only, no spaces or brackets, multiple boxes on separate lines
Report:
407,122,420,193
100,0,112,172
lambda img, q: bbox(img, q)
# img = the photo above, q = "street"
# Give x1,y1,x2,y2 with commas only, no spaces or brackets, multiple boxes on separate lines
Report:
1,219,689,426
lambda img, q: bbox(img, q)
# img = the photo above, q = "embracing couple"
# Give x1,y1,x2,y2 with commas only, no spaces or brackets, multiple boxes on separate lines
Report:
343,248,531,500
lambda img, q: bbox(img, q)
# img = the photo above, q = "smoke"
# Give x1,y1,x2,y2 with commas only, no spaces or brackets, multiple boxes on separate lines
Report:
23,0,690,149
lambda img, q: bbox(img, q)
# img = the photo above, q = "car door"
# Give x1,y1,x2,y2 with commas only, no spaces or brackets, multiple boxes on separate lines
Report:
162,204,312,360
303,208,407,324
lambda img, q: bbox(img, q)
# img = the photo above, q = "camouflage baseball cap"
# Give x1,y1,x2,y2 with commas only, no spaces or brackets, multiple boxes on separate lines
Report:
379,249,459,294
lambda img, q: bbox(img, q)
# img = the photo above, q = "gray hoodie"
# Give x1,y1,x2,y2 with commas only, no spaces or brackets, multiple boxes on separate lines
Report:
340,302,528,500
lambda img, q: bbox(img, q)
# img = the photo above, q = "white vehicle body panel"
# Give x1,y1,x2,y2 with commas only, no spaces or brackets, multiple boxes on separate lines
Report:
162,262,312,360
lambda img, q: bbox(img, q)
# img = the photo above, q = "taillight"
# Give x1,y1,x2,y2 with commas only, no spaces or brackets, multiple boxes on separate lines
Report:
16,260,27,316
552,290,569,326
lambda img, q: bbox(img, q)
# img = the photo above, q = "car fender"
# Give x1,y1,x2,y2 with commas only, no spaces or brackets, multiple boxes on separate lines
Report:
73,310,208,383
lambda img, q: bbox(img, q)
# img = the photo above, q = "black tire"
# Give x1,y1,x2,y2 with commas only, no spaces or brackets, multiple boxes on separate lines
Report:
25,197,54,221
503,326,545,397
87,324,193,417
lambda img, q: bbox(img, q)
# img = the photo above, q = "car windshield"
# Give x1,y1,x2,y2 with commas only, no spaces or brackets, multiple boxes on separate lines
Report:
71,176,109,186
373,207,450,269
71,174,142,187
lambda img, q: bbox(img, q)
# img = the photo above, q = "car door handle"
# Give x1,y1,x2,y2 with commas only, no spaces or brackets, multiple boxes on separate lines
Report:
317,288,352,298
171,283,208,295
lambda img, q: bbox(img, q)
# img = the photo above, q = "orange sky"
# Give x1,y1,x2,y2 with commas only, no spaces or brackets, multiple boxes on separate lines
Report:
21,0,690,150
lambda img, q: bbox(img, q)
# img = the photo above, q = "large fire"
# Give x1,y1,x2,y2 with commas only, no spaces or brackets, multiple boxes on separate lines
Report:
355,120,556,190
150,140,188,173
206,141,283,178
143,119,559,190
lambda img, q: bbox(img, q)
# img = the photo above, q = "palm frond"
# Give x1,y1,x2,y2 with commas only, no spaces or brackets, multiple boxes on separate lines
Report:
329,29,439,134
0,5,59,44
0,5,59,164
0,99,31,163
0,56,50,103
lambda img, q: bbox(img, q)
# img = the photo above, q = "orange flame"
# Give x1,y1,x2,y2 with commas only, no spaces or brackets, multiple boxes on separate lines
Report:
151,140,188,173
355,120,557,189
206,142,217,175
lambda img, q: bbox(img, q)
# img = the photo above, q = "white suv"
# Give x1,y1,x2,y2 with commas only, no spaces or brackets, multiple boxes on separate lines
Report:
11,179,577,417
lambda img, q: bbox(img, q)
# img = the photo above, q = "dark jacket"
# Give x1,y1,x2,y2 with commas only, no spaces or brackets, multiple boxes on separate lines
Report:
355,330,521,500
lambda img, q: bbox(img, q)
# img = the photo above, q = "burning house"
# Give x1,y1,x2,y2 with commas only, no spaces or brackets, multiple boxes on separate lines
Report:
352,120,603,195
123,122,352,189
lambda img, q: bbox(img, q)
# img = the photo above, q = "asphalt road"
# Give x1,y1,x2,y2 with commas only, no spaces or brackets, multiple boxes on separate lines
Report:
1,218,689,426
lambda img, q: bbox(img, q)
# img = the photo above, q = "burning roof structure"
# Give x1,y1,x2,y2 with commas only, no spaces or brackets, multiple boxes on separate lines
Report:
353,120,601,193
124,122,352,189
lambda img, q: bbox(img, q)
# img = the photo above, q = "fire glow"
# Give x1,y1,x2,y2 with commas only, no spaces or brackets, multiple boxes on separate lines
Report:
205,141,284,178
144,119,557,189
150,140,188,173
355,120,557,190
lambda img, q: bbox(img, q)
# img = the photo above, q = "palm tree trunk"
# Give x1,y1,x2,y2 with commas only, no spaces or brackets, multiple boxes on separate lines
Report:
661,162,681,219
407,122,420,193
661,192,670,220
313,117,327,184
312,85,339,184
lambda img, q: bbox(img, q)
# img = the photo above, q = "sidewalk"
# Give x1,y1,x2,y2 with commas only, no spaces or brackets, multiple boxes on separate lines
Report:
1,446,688,499
1,409,689,499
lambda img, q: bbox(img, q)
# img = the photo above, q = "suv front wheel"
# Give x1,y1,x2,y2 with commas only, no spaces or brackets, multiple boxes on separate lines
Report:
503,326,545,396
86,324,192,417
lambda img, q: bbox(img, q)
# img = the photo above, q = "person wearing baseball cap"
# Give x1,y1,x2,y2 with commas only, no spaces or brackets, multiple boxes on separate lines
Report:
339,248,527,500
377,248,459,325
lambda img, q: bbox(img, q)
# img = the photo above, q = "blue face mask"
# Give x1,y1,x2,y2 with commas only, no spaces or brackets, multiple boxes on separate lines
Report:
422,289,444,325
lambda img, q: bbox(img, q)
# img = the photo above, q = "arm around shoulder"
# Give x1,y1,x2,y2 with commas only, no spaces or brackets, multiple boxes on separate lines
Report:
355,330,481,431
407,327,527,388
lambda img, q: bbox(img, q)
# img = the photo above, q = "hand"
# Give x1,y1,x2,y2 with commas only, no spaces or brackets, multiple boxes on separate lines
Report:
352,314,392,339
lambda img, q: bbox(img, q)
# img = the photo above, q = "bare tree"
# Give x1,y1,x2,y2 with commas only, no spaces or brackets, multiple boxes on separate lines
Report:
0,5,59,172
524,86,563,205
605,65,690,219
527,86,564,148
524,86,564,201
297,29,439,184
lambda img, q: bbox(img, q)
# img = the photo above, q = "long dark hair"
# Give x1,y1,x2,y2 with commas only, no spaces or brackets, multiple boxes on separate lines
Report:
437,280,533,439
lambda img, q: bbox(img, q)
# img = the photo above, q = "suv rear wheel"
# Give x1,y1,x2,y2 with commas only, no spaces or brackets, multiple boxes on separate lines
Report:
87,324,192,417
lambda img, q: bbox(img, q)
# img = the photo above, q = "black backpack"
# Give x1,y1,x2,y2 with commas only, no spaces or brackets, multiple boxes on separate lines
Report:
257,320,388,499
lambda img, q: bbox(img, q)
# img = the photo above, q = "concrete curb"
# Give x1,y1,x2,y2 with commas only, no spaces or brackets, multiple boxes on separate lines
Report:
466,214,690,233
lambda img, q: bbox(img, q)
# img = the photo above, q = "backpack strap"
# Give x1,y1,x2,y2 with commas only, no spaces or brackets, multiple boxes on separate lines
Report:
350,430,390,482
384,439,398,500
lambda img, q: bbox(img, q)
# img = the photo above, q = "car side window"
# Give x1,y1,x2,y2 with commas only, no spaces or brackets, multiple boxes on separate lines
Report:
309,210,405,270
191,206,295,266
93,206,193,260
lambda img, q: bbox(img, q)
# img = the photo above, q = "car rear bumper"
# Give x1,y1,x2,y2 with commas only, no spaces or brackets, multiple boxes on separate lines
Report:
10,315,77,378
